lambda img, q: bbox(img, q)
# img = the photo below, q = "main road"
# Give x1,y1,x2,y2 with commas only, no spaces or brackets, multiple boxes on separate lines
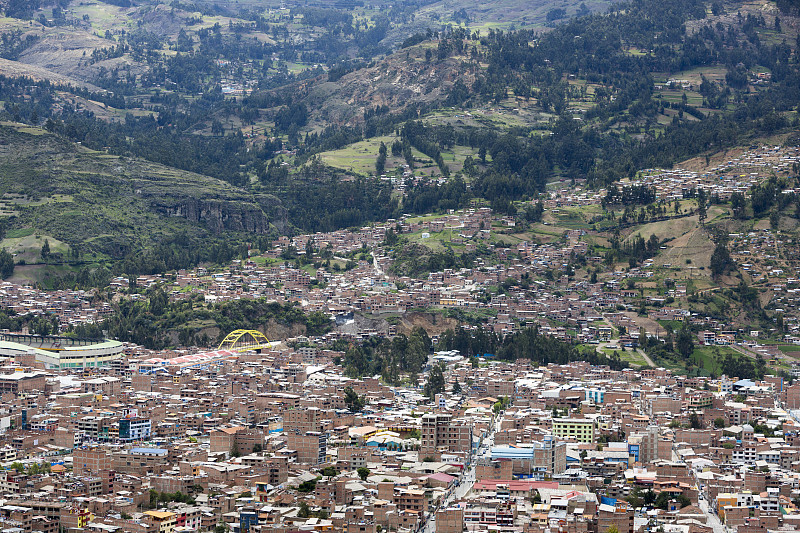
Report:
421,415,501,533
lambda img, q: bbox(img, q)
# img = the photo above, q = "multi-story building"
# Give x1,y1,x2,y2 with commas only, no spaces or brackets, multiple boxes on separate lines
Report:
627,426,667,464
73,448,111,477
209,426,265,455
463,502,516,528
75,416,112,441
286,431,327,464
598,501,634,533
118,417,151,443
144,510,177,533
488,438,567,479
0,372,46,394
420,413,472,461
436,506,464,533
552,418,596,443
283,407,324,433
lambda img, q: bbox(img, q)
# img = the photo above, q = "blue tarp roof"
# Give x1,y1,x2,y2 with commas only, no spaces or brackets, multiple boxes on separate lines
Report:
491,446,535,459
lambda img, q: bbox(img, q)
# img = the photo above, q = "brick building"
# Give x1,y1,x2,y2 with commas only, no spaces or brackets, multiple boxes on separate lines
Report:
209,426,265,456
285,431,327,464
420,413,472,460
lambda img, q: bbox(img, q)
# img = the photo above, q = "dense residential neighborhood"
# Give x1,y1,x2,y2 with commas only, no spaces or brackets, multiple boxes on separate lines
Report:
2,340,800,533
1,0,800,530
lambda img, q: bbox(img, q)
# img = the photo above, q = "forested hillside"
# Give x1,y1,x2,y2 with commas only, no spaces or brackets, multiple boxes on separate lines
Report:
0,0,797,283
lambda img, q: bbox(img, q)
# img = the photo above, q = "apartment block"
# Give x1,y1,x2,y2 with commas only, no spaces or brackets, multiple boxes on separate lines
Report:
552,418,596,443
285,431,327,464
436,506,464,533
420,413,472,460
119,417,151,443
283,407,325,433
209,426,265,455
73,448,111,477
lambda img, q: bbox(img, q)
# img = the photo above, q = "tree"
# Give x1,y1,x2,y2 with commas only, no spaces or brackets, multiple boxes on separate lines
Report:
376,142,387,174
357,466,370,481
344,387,365,412
627,493,644,509
770,210,780,230
298,501,311,518
383,228,399,246
149,489,159,508
730,192,746,218
713,417,726,428
321,466,339,477
297,479,318,492
675,326,694,358
710,242,734,278
697,188,707,224
689,412,703,429
149,288,168,316
424,362,446,399
230,442,241,458
452,379,462,394
40,239,50,260
0,249,14,279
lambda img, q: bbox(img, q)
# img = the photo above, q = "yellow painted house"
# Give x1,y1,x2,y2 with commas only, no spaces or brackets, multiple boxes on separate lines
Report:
144,510,177,533
716,493,737,520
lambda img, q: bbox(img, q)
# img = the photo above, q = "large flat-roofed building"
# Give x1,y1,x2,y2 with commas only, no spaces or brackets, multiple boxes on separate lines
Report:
0,372,46,394
73,448,111,476
210,426,265,456
489,438,567,479
144,510,177,533
0,334,123,370
551,418,596,443
283,407,324,433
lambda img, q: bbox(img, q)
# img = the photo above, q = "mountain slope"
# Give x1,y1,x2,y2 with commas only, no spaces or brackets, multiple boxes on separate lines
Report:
0,124,287,258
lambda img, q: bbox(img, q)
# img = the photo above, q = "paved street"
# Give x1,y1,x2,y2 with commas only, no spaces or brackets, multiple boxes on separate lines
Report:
421,415,501,533
698,498,727,533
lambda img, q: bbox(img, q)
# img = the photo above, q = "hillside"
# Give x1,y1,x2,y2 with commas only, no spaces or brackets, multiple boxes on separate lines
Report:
0,0,795,273
303,45,481,128
0,123,287,259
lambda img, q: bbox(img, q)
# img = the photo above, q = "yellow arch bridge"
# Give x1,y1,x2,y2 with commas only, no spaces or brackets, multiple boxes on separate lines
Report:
218,329,273,353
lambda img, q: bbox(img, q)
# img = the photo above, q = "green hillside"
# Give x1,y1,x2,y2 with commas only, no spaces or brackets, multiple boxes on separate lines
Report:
0,123,286,259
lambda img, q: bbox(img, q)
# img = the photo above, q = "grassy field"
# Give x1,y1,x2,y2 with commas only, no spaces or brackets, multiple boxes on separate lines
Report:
405,229,468,253
626,215,700,243
691,346,727,374
69,2,132,34
1,234,70,264
318,133,481,178
777,344,800,357
601,347,649,366
318,135,397,175
548,206,600,230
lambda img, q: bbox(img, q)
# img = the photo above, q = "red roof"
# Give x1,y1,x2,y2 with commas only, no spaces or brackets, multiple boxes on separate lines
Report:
473,480,558,491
